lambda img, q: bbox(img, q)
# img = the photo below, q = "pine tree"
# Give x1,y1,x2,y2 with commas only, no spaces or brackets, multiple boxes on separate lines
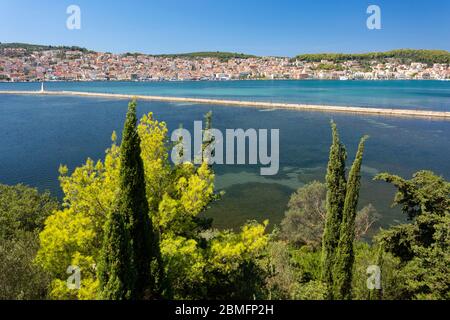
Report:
321,121,347,297
117,99,157,299
97,209,135,300
333,136,368,300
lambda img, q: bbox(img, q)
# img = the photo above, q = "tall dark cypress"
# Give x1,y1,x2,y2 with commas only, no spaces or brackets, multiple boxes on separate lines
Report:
333,136,368,300
97,209,135,300
117,99,156,299
321,121,347,297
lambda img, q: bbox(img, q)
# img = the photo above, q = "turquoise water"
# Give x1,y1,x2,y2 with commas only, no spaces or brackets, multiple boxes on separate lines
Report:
1,90,449,231
1,80,449,111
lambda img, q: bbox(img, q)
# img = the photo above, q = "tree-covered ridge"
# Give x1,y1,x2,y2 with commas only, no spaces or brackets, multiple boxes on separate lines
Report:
294,49,450,65
151,51,258,61
0,42,91,53
6,43,449,65
0,43,257,61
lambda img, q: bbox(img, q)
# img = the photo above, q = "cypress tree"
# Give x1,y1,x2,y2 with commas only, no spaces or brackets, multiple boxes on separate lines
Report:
321,121,347,297
117,99,157,299
97,209,135,300
333,136,368,300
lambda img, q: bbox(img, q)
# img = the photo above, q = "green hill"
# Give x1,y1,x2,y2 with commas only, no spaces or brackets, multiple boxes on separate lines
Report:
0,43,257,61
1,43,449,65
152,51,258,61
294,49,450,65
0,42,90,53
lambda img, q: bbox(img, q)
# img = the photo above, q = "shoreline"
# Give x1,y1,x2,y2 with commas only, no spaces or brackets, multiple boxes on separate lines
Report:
1,90,450,120
1,79,449,83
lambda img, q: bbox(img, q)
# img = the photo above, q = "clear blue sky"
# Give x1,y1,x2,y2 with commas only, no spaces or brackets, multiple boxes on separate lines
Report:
1,0,449,56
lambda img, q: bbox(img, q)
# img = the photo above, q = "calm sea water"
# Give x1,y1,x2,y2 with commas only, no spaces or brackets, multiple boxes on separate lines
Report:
1,80,450,111
0,81,449,231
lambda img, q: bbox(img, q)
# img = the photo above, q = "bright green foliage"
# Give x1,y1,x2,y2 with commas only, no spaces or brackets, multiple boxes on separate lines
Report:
160,236,206,298
204,221,269,299
321,122,347,293
374,171,450,299
333,136,368,300
160,221,269,299
156,160,218,299
36,138,120,299
209,221,268,273
292,280,328,300
137,113,171,214
36,103,268,300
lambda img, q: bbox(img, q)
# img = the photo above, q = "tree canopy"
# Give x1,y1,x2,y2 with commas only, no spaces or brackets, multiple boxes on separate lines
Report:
35,105,269,300
295,49,450,65
375,170,450,299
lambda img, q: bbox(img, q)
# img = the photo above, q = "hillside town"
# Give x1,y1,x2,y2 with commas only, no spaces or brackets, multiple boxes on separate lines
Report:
1,46,449,82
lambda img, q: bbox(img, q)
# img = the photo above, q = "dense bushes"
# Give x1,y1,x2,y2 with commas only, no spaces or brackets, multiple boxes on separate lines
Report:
281,181,379,248
375,171,450,300
0,184,58,299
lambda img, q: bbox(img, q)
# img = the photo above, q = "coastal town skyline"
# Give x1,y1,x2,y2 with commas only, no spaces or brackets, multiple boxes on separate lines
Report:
1,44,449,82
1,0,449,57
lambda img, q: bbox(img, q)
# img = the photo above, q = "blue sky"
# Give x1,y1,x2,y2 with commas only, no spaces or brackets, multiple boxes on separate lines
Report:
0,0,449,56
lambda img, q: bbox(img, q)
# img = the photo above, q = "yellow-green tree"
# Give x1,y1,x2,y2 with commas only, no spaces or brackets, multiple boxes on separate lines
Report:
36,104,269,300
36,138,120,299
